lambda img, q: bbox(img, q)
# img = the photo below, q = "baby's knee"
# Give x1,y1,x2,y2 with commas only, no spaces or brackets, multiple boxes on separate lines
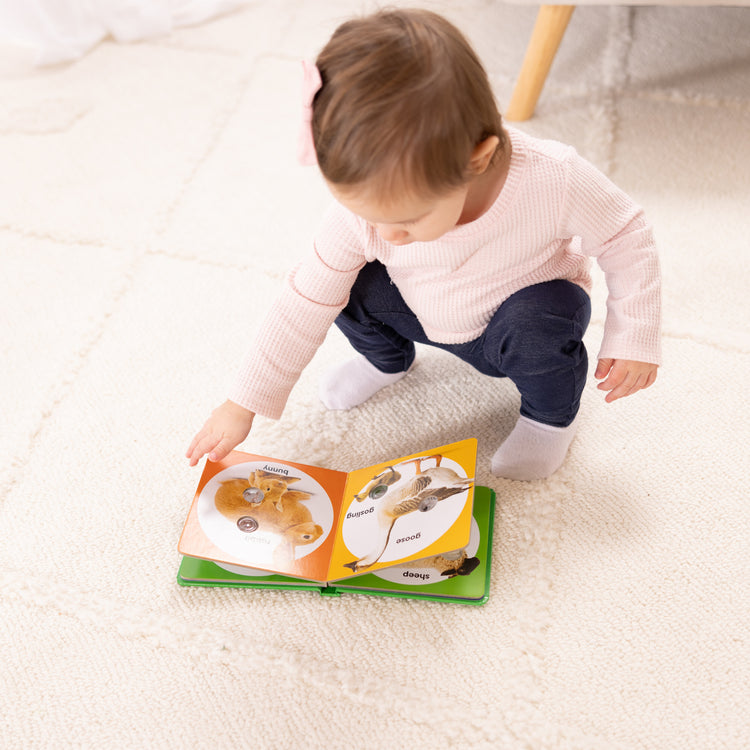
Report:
483,283,590,373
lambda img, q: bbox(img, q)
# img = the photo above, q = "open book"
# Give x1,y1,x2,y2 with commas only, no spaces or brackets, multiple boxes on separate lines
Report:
178,438,495,604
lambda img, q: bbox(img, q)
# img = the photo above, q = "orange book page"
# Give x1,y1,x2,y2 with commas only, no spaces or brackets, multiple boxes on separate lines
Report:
325,439,477,582
178,451,348,582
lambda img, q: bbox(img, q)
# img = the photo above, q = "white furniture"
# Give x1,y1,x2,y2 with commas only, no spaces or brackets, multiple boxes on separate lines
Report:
506,2,750,120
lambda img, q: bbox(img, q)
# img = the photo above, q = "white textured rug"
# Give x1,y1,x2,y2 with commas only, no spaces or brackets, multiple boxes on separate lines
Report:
1,3,749,748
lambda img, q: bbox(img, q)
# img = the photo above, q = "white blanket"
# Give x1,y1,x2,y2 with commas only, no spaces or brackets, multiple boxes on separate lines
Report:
0,0,249,65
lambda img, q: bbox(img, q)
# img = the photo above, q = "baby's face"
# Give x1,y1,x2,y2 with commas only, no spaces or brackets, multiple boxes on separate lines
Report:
328,183,470,245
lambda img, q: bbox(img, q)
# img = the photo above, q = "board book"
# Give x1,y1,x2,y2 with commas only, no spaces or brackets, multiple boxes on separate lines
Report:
178,438,495,604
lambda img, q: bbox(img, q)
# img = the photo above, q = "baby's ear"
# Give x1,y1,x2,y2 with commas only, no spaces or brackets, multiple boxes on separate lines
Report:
469,135,500,175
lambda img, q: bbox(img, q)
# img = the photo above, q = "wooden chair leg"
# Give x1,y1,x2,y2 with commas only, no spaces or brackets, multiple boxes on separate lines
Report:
505,5,575,121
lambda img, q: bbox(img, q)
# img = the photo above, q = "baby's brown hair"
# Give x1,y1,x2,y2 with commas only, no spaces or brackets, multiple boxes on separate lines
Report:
312,8,506,201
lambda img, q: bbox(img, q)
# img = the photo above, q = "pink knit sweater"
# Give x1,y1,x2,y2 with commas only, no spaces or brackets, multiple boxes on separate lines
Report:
229,127,661,419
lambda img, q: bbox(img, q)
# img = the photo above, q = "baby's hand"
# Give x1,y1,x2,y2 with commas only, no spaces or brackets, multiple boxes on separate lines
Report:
595,359,658,403
186,399,255,466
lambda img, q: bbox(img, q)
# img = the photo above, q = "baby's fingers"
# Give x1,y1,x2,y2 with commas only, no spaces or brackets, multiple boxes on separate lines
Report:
186,430,221,466
599,363,658,402
185,429,206,460
186,401,254,466
595,358,614,380
601,371,644,402
207,437,237,464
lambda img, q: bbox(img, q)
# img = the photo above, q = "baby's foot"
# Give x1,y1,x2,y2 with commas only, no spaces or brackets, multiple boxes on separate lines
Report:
491,415,578,480
319,356,412,410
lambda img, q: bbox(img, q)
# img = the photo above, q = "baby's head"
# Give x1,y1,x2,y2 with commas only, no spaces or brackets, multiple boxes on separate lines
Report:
311,9,506,243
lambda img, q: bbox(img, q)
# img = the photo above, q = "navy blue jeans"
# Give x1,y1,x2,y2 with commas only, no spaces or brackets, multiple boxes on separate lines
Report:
334,261,591,427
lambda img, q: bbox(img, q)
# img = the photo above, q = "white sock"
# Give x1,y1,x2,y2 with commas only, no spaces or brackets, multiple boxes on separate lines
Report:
491,415,578,480
319,356,412,410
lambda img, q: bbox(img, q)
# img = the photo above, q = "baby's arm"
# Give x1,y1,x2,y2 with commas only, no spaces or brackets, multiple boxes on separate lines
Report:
595,359,658,403
185,205,365,466
559,149,662,390
186,400,255,466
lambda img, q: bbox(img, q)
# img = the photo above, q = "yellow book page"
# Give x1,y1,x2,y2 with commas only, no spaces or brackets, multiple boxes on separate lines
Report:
326,439,477,582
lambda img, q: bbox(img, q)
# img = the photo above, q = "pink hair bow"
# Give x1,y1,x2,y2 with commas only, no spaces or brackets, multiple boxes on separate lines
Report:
297,60,322,166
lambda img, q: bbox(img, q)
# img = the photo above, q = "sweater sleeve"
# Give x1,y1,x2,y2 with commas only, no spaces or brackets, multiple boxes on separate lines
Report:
559,150,662,365
228,204,366,419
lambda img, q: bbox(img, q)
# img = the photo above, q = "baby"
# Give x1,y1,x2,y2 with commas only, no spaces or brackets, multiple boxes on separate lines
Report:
187,8,660,480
